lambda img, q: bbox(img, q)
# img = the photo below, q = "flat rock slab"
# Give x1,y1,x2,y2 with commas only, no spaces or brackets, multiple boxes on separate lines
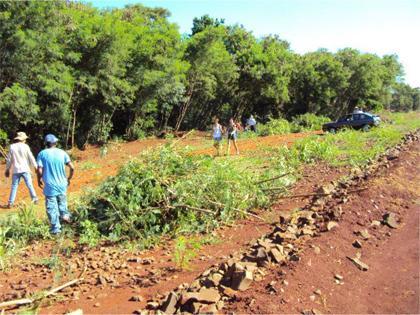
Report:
347,256,369,271
383,213,399,228
181,288,221,305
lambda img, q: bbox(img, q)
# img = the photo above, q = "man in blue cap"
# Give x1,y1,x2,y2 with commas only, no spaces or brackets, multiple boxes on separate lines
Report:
37,134,75,235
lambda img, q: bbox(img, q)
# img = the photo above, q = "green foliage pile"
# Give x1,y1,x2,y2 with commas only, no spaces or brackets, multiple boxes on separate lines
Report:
74,144,294,245
0,1,414,149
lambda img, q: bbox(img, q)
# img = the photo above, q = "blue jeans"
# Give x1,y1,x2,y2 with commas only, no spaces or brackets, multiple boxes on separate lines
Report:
45,194,70,234
8,172,38,205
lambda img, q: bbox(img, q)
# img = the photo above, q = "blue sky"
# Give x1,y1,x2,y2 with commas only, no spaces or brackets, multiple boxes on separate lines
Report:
85,0,420,87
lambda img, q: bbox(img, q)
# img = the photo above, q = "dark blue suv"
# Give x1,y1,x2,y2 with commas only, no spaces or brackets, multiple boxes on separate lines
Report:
322,112,381,133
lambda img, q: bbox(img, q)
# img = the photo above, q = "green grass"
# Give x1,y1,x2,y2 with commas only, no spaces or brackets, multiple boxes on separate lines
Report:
286,111,420,167
78,161,101,171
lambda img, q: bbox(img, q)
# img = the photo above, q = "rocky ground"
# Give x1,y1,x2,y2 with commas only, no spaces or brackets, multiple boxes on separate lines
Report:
0,131,418,314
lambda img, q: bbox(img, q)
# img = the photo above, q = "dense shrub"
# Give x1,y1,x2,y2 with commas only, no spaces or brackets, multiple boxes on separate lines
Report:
258,118,292,136
291,113,330,132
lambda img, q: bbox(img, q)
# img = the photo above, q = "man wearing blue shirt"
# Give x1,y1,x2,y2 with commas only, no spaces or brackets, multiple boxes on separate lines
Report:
37,134,74,235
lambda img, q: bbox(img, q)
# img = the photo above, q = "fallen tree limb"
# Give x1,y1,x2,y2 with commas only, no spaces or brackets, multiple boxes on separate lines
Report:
276,187,368,199
205,199,265,221
255,173,291,185
262,187,288,191
168,204,214,214
231,207,265,221
0,145,7,160
169,130,195,148
0,278,83,309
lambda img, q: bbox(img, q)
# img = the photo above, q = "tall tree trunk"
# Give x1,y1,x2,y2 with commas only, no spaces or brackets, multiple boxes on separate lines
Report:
71,105,77,149
65,90,74,150
175,82,195,132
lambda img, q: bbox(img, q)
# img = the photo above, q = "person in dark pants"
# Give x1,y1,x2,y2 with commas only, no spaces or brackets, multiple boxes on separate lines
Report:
246,115,257,132
37,134,74,235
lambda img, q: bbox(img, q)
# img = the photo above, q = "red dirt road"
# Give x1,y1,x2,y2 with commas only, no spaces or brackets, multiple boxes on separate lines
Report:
225,141,420,314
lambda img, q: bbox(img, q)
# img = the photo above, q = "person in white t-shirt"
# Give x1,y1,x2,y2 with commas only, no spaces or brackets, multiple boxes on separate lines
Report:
246,115,257,132
4,132,38,208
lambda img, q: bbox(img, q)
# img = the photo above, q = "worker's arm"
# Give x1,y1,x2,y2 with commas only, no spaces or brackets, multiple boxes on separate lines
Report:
66,161,74,186
5,148,13,178
27,146,37,171
37,166,44,188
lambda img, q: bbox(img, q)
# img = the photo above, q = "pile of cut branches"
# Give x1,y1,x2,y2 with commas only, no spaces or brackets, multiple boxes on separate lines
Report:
74,145,296,243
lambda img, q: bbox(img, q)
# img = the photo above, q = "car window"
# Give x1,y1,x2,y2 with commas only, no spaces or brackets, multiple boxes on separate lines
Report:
359,114,366,119
353,114,361,120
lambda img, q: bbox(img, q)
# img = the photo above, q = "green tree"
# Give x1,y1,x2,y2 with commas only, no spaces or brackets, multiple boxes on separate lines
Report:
174,26,237,130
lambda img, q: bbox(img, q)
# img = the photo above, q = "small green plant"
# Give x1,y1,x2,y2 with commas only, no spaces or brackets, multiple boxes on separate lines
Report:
100,145,108,157
78,220,101,247
79,161,100,170
0,205,50,243
173,235,202,270
0,226,17,270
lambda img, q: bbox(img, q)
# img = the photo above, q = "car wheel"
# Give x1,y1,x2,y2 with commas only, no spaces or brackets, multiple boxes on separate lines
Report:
362,124,371,132
328,128,336,134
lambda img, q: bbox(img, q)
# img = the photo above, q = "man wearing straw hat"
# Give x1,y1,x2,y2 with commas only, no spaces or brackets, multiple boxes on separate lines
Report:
4,131,39,208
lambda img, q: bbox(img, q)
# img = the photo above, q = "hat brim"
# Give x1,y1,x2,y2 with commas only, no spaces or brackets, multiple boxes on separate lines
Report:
14,135,29,141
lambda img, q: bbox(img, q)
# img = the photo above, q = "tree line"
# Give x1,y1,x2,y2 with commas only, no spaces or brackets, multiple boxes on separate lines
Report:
0,1,418,149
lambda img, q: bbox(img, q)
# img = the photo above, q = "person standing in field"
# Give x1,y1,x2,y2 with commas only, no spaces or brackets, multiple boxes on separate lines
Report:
246,114,257,132
212,117,224,156
226,118,240,156
37,134,74,235
4,131,38,208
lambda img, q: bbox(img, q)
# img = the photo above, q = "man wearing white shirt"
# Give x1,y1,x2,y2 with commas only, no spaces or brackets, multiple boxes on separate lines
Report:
4,132,38,208
246,115,257,132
